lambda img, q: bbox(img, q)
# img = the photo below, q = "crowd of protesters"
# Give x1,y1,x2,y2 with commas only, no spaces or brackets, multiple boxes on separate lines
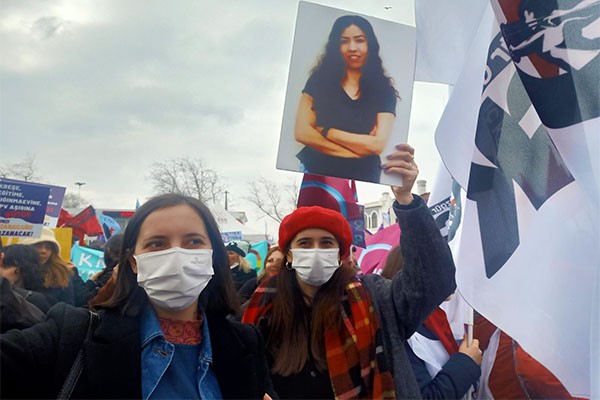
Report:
0,144,574,399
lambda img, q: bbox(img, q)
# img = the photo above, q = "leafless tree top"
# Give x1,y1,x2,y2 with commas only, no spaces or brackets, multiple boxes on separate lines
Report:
148,157,226,204
245,177,298,222
0,154,41,182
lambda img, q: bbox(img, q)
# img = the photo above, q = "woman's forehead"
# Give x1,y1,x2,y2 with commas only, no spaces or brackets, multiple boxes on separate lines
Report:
292,228,337,240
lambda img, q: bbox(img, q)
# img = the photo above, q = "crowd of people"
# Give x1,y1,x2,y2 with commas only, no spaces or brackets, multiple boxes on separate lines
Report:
0,143,473,399
0,10,578,399
0,142,577,399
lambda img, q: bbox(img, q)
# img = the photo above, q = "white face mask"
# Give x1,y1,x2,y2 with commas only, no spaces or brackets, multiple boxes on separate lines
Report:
134,247,214,311
290,248,340,287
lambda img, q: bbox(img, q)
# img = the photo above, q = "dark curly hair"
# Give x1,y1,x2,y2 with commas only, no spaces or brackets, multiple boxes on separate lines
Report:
310,15,398,104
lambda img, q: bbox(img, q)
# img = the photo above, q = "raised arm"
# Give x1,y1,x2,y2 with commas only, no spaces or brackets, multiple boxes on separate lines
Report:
326,112,395,156
363,145,456,338
389,145,456,335
294,93,361,158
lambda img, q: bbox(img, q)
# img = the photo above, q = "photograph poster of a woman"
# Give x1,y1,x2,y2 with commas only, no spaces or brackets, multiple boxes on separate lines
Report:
276,1,416,185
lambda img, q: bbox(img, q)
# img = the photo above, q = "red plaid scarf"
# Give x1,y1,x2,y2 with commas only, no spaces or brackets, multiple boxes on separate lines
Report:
243,276,396,399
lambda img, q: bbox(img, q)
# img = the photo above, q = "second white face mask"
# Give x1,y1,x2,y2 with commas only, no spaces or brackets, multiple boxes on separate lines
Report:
134,247,214,311
291,248,340,287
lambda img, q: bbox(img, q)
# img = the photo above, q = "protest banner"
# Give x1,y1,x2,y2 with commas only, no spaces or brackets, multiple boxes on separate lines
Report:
53,227,73,263
355,223,400,275
43,185,66,228
246,240,269,271
71,244,105,282
0,177,50,238
297,174,365,248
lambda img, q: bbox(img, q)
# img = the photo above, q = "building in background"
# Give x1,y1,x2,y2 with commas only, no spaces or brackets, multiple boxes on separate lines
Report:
362,180,427,232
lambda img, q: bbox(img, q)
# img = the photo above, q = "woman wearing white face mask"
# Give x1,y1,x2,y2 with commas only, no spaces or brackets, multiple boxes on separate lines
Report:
243,144,457,399
1,194,275,399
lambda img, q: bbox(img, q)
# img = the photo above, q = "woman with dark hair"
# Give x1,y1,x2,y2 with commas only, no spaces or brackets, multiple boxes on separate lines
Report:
1,194,274,399
0,244,52,313
243,144,457,399
87,233,124,307
18,227,78,305
95,232,124,286
1,244,46,292
295,14,398,183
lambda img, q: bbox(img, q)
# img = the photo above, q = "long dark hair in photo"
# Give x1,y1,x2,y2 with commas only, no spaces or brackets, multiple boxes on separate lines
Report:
95,193,240,318
310,15,398,103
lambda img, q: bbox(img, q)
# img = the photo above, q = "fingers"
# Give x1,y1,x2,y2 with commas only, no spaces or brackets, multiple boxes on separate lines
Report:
381,144,416,174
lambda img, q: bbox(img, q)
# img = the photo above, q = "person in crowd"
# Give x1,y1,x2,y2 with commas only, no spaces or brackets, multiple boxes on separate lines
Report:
238,246,284,303
19,227,99,307
0,244,53,312
1,193,275,399
382,245,482,399
18,227,77,305
87,233,124,307
226,240,257,291
91,233,124,288
243,144,457,399
294,14,398,183
0,242,45,333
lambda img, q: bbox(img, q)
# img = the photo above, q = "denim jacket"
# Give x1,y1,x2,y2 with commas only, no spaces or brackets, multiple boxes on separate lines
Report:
139,304,222,399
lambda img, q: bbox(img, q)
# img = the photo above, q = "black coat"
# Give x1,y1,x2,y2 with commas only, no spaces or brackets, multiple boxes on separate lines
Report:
1,303,275,399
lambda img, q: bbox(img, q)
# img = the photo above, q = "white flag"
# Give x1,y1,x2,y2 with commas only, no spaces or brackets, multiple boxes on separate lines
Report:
436,1,600,397
415,0,489,84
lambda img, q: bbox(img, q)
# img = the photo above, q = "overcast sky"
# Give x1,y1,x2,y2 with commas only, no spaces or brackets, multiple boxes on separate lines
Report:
0,0,448,233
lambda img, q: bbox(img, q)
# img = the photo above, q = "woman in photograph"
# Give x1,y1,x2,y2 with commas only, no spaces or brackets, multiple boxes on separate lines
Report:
243,144,457,399
295,14,398,183
1,194,274,399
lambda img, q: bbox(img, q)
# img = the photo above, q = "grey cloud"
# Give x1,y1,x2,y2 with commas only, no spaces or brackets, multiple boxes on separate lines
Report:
31,16,71,40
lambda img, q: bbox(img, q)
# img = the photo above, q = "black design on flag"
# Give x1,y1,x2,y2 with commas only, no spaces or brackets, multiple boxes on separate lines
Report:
500,0,600,128
467,31,575,278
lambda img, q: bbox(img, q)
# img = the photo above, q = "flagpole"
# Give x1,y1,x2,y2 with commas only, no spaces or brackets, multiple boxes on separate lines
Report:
466,303,475,400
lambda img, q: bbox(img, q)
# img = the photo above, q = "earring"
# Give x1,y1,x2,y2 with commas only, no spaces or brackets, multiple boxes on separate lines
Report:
285,261,293,271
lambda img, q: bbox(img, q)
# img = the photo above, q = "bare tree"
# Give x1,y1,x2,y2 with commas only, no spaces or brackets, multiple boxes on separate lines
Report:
148,157,226,204
245,177,298,222
0,154,42,182
62,192,88,208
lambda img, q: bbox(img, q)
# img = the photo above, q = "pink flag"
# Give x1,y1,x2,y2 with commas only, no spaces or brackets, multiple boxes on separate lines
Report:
355,224,400,275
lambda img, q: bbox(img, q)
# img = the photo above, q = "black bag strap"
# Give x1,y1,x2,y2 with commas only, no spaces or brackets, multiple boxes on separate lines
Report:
57,310,99,400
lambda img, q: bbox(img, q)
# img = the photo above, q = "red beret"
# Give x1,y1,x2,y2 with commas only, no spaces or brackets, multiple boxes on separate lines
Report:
278,206,353,257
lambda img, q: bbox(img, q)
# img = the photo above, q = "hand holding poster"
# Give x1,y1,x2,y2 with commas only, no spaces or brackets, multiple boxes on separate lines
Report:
276,1,416,185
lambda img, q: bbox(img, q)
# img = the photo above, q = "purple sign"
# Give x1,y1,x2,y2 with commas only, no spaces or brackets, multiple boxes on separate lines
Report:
44,185,66,228
0,178,50,238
